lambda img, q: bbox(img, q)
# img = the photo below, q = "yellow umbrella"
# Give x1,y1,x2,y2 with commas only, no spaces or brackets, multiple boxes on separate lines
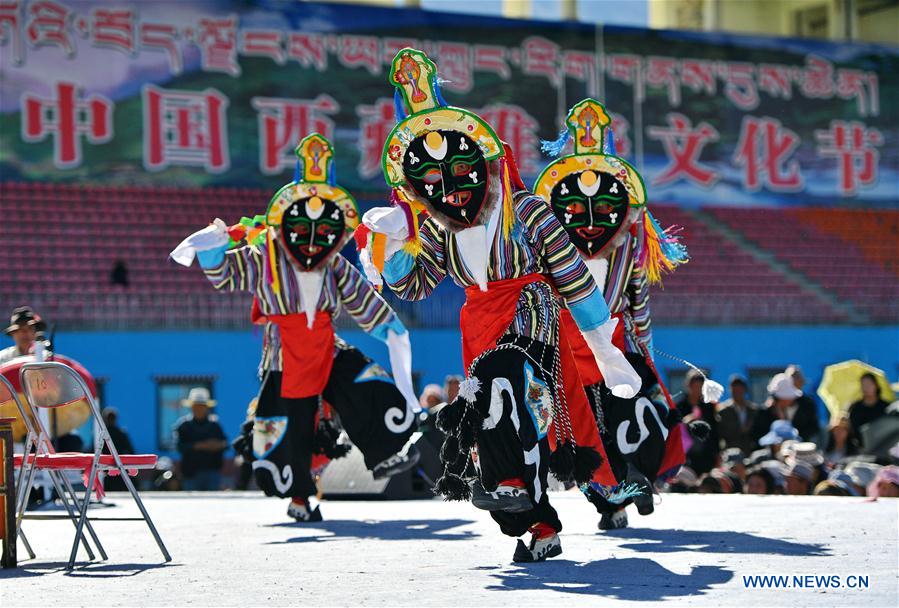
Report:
817,359,895,419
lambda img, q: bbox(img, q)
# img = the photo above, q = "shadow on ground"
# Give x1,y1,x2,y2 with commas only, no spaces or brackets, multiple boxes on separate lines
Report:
267,518,479,544
484,557,732,601
0,561,177,579
604,527,830,556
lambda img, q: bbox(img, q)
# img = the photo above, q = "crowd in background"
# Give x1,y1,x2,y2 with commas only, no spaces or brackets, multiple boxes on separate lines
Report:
660,366,899,499
412,365,899,500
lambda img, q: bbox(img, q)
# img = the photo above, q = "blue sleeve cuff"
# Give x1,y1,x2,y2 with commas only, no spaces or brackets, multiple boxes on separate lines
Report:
382,250,415,284
368,316,407,343
197,244,229,269
569,290,611,331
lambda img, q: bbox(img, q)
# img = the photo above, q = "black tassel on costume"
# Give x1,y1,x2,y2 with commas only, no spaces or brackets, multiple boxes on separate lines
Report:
435,402,463,433
573,445,604,485
440,434,460,464
457,407,482,452
549,441,576,482
231,419,254,460
434,472,472,501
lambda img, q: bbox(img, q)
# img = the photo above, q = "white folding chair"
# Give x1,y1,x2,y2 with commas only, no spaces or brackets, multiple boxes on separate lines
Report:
18,361,171,569
3,373,104,562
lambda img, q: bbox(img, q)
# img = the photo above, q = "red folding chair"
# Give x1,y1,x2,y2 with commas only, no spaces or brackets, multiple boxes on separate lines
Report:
3,373,105,563
16,361,171,569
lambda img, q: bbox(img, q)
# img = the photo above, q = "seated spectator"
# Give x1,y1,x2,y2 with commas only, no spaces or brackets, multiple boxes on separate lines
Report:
744,465,777,495
419,384,445,411
813,480,854,496
714,469,742,494
665,466,699,493
745,447,773,468
1,306,47,364
716,374,758,456
696,473,722,494
757,420,800,459
788,442,826,483
720,447,746,481
867,465,899,498
844,461,881,496
784,459,815,495
825,470,861,497
760,461,788,494
444,375,462,403
752,373,818,445
102,407,136,491
847,373,890,450
676,369,720,475
824,415,859,464
110,259,130,288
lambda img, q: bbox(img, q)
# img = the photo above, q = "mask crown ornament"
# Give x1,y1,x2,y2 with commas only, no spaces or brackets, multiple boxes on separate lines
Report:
382,48,507,229
265,133,359,272
535,98,687,280
534,98,646,260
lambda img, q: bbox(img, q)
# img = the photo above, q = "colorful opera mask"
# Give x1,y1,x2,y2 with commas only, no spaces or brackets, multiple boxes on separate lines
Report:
549,168,631,257
266,134,359,271
403,130,490,226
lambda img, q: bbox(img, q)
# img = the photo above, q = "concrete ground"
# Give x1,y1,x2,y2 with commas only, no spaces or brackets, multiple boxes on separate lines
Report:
1,491,897,607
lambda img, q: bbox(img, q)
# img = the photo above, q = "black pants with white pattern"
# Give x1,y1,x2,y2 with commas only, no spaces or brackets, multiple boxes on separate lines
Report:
251,344,415,500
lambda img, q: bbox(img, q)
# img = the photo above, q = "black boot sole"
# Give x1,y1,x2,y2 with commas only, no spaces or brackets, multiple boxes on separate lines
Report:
626,463,655,516
373,446,421,479
512,539,563,562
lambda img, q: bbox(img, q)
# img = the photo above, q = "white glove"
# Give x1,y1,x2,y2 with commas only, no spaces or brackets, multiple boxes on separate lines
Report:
362,206,408,262
581,318,642,399
386,328,420,415
170,219,230,267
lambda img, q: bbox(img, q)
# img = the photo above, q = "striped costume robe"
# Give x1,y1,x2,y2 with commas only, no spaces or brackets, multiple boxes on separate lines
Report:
202,246,415,500
382,190,625,536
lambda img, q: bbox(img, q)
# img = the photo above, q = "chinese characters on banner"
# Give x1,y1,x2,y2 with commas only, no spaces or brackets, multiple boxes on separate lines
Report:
0,0,891,202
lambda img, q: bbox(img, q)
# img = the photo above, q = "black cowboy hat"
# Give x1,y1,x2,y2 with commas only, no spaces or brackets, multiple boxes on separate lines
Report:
4,306,46,335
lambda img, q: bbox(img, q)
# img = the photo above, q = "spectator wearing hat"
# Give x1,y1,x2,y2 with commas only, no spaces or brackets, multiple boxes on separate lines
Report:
717,374,758,456
847,373,890,450
822,470,861,497
174,387,228,491
788,442,826,483
1,306,47,365
664,466,699,493
719,447,746,481
419,384,445,412
784,459,815,495
844,461,881,496
757,420,800,457
751,373,819,446
676,369,720,475
813,480,853,496
867,465,899,499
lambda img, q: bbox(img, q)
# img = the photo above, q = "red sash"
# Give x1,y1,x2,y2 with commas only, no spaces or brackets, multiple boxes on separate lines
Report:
559,309,626,387
265,312,335,399
458,274,616,487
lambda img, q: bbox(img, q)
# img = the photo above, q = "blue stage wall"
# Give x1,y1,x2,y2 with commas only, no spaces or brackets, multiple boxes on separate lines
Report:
53,326,899,456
